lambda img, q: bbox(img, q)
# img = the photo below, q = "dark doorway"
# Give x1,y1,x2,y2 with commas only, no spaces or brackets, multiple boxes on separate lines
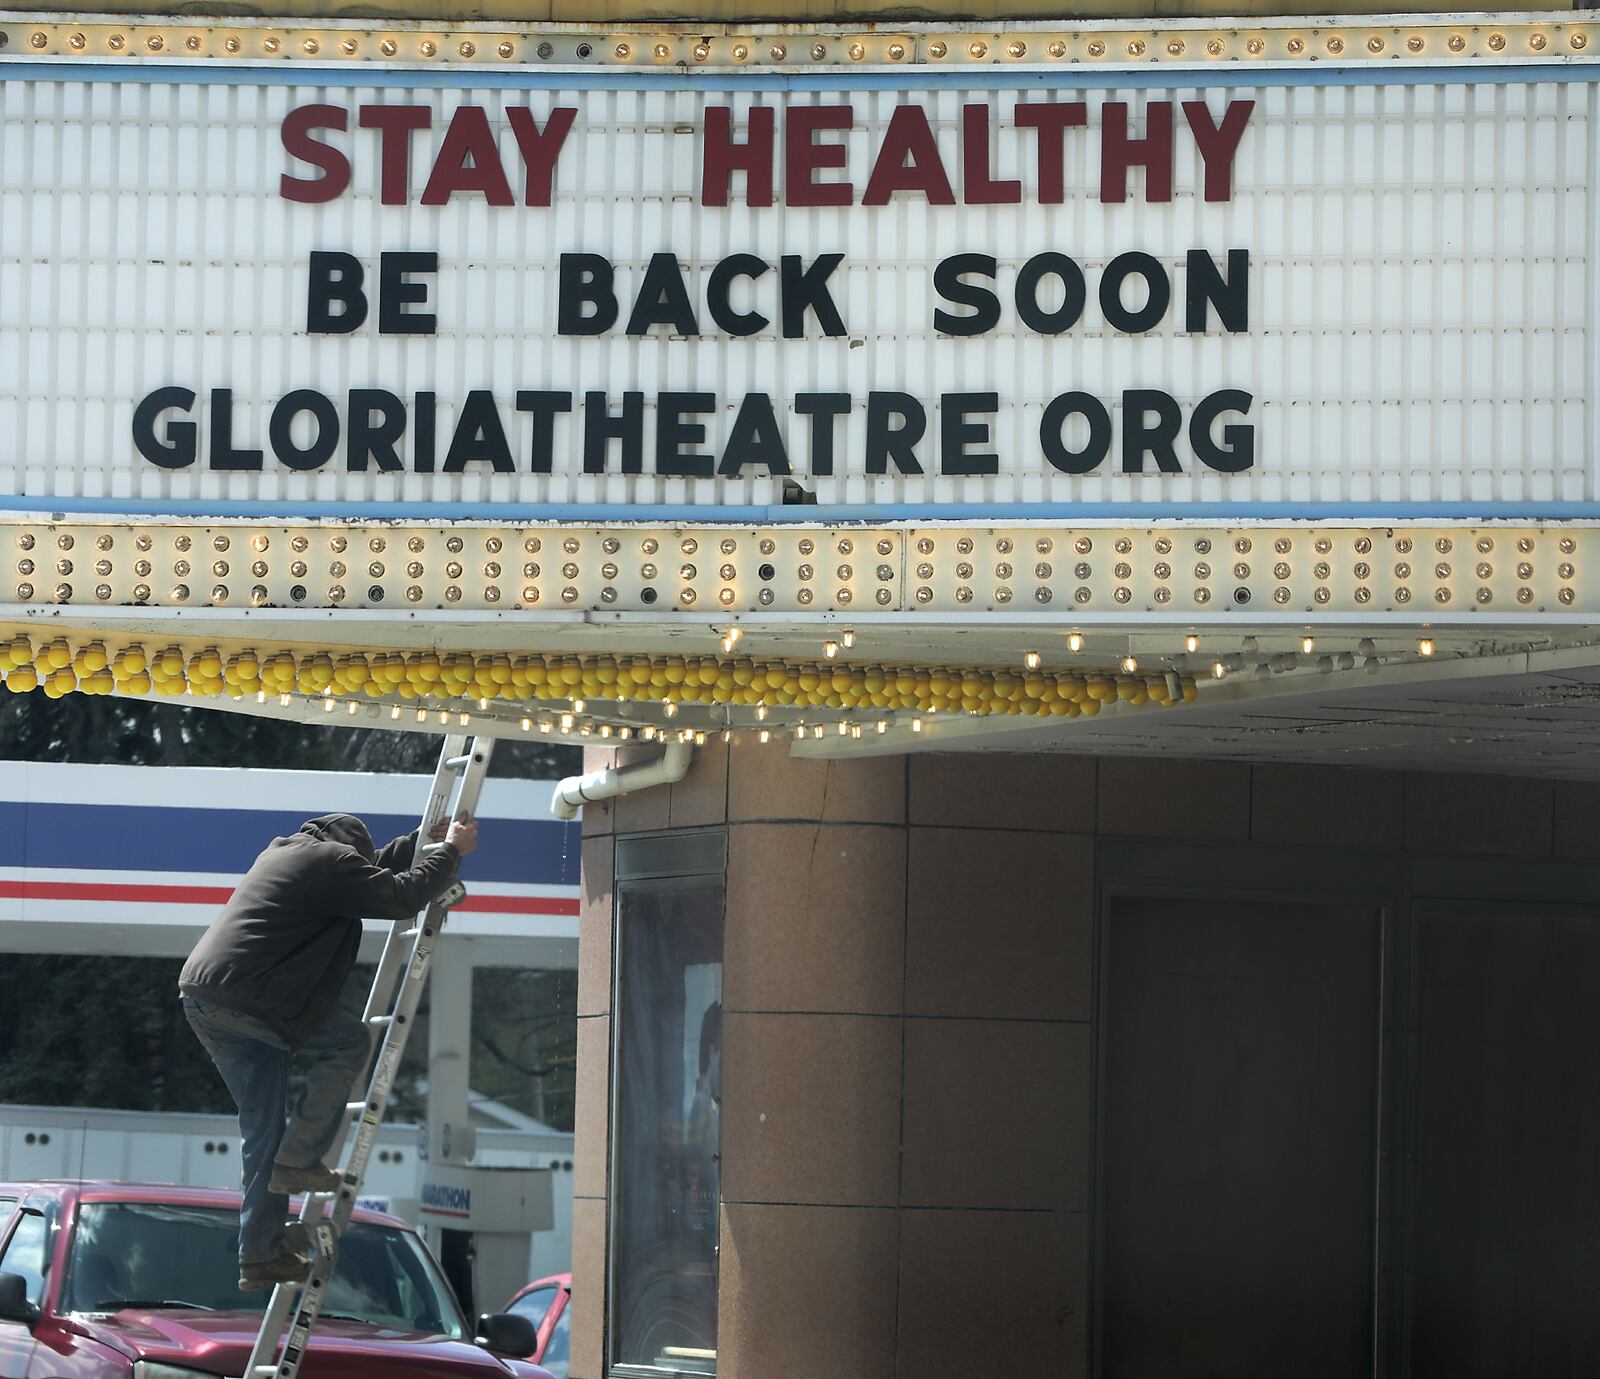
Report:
439,1227,476,1319
1406,906,1600,1377
1100,897,1382,1378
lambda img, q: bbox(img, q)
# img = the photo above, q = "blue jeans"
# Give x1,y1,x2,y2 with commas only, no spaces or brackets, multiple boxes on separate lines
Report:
182,996,370,1264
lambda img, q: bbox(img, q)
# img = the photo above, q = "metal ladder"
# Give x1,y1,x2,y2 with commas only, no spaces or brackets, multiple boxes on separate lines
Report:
243,733,495,1379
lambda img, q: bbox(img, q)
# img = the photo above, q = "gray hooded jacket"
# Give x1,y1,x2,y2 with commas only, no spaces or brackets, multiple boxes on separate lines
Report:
179,813,460,1047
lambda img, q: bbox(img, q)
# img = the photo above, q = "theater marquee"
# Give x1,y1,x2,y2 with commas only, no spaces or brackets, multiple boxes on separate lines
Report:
3,57,1594,515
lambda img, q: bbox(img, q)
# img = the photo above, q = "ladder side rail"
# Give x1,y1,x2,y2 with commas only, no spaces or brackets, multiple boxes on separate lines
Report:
245,738,494,1379
356,732,472,1030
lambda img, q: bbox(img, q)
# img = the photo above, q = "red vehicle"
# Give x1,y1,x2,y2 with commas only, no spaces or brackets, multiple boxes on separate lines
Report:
503,1275,571,1379
0,1182,550,1379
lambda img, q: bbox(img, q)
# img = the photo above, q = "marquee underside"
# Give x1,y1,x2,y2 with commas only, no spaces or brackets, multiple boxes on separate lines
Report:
2,515,1596,767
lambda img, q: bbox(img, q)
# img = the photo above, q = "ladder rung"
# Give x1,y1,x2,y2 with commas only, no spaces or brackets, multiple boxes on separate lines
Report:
397,926,422,939
253,1367,280,1377
367,1015,393,1027
345,1102,368,1113
444,754,472,769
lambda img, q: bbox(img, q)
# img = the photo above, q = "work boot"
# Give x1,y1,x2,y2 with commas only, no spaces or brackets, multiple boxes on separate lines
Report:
280,1222,314,1263
238,1254,311,1292
269,1161,342,1194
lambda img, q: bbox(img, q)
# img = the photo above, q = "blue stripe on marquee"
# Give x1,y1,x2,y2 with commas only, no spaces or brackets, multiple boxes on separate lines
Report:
6,59,1600,93
4,495,1600,523
0,799,579,886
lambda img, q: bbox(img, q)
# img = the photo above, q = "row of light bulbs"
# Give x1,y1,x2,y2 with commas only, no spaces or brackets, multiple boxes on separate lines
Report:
8,525,1582,617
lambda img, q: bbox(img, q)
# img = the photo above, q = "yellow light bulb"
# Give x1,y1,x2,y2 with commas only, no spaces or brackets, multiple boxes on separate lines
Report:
1122,655,1138,673
1068,632,1084,653
1186,634,1199,653
1301,636,1316,655
912,716,924,733
1418,637,1435,657
823,640,840,660
1024,650,1041,670
842,629,856,649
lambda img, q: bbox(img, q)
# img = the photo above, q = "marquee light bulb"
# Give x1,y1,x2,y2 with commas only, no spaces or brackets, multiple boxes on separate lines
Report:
1024,650,1041,670
1186,634,1200,653
560,713,574,731
1301,636,1316,654
758,728,772,744
1418,637,1435,657
572,698,585,713
520,716,532,731
1122,655,1138,673
663,701,679,718
390,704,401,720
619,726,634,741
842,629,856,650
756,704,769,721
323,697,336,713
1212,661,1227,679
912,716,924,733
1067,632,1084,652
823,640,840,660
721,728,734,744
876,720,888,734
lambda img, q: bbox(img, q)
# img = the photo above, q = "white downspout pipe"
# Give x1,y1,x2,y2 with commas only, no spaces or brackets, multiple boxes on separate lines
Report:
550,742,693,820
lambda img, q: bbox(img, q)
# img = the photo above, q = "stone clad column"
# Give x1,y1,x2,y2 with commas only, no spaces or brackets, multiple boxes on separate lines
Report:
571,742,1097,1379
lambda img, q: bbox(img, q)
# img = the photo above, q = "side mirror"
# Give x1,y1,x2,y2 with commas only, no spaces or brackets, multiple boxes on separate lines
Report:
477,1310,537,1357
0,1272,38,1326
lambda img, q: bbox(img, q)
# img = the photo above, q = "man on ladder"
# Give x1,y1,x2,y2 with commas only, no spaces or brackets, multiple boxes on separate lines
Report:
178,810,478,1290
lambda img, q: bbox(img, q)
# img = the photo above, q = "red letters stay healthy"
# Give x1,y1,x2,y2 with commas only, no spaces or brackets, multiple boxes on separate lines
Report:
280,103,578,205
279,98,1251,207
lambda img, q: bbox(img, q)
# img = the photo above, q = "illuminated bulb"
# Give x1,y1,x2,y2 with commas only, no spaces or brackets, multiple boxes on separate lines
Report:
415,708,427,723
1067,632,1084,653
1121,655,1138,673
721,636,736,655
757,728,772,744
838,720,850,736
1024,650,1041,670
520,716,532,731
876,720,888,734
721,728,734,744
560,713,575,731
1186,634,1200,653
438,710,449,725
812,724,825,740
725,626,743,646
256,690,267,703
1301,636,1316,655
323,697,336,713
390,705,401,720
755,704,768,721
912,716,924,733
347,701,360,716
1212,661,1227,679
793,724,806,741
663,701,679,718
600,724,613,738
619,727,633,741
478,697,489,711
842,629,856,649
1418,637,1434,657
458,712,470,726
823,640,840,659
572,698,585,713
694,731,707,746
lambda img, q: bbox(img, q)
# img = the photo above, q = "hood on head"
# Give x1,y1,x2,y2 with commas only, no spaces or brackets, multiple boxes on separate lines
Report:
300,813,377,863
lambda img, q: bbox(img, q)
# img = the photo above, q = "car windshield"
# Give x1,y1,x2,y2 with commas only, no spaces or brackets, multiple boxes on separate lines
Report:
64,1203,469,1339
